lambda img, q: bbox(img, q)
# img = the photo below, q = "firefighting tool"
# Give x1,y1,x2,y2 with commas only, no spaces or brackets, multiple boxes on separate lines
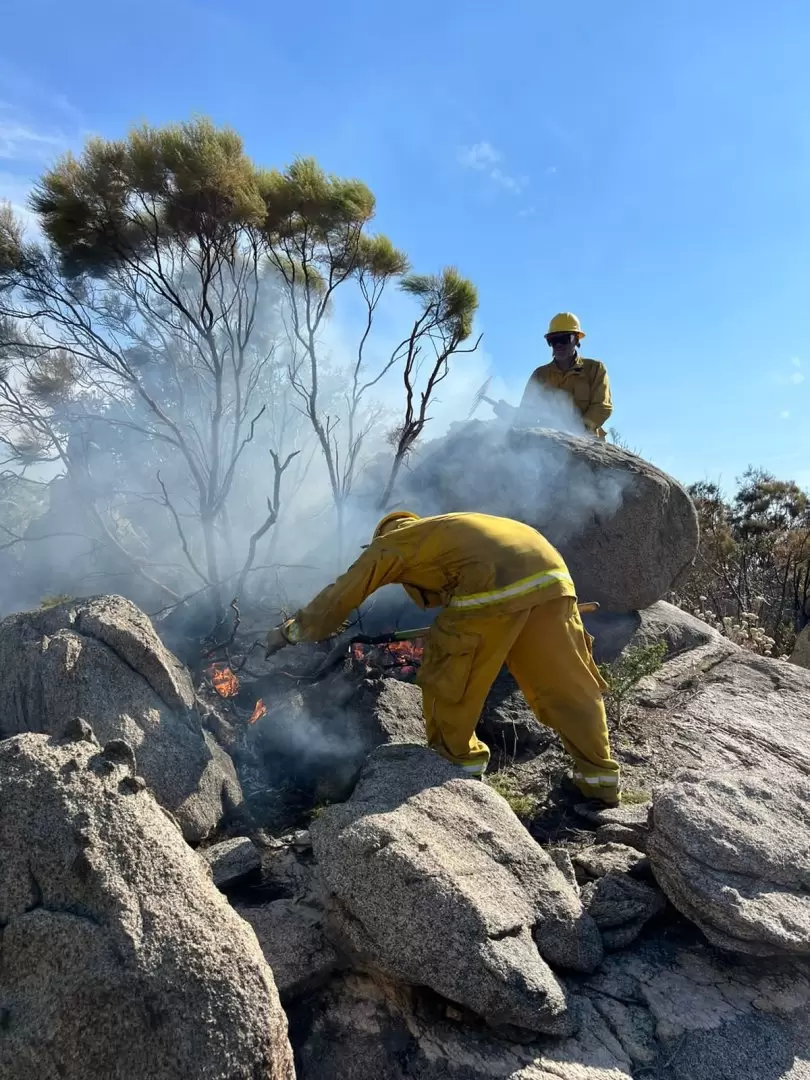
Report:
466,377,499,420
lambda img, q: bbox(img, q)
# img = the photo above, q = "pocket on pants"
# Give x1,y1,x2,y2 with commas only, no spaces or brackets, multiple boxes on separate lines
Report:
417,623,480,704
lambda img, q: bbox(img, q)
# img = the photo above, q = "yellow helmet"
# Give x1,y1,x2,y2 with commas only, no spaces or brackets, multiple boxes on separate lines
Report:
373,510,419,541
546,312,585,341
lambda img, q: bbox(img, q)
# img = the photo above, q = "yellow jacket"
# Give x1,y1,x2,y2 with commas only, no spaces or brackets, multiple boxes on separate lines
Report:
292,512,575,642
519,356,612,437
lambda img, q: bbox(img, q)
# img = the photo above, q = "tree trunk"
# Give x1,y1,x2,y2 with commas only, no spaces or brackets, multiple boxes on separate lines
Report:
201,513,224,616
377,450,406,512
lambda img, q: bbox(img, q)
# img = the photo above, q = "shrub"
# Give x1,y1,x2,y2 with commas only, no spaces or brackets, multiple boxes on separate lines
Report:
598,642,667,727
485,770,540,820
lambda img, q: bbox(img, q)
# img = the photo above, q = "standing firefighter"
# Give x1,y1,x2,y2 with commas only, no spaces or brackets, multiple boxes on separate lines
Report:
494,313,613,438
265,511,621,804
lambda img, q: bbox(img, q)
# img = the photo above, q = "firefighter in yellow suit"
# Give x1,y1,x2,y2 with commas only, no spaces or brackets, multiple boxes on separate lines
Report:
265,511,620,804
494,313,613,438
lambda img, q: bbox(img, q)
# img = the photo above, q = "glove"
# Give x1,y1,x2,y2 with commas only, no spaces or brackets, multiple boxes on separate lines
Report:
492,399,516,421
264,625,290,658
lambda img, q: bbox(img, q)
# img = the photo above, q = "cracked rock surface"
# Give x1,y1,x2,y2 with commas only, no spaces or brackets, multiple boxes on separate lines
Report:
310,744,603,1035
293,938,810,1080
0,729,294,1080
648,769,810,955
0,594,241,841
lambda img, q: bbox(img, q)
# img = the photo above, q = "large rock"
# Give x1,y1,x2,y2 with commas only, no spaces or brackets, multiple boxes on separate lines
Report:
389,422,698,612
0,594,241,842
0,728,294,1080
548,619,809,811
310,744,603,1035
621,645,810,781
587,600,721,664
648,770,810,956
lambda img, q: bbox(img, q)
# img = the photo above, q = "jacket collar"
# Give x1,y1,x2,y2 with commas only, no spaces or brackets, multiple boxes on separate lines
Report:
542,353,584,375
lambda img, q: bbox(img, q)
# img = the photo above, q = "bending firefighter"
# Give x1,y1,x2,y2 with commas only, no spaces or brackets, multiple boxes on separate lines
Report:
265,511,621,804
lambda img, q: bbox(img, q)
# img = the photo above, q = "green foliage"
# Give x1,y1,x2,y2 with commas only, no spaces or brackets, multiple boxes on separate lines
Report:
39,593,74,609
260,157,375,239
619,789,652,805
0,201,24,276
0,116,479,605
30,117,267,275
355,233,410,279
485,771,540,820
260,157,409,304
25,350,78,402
400,266,478,342
680,469,810,654
598,642,667,727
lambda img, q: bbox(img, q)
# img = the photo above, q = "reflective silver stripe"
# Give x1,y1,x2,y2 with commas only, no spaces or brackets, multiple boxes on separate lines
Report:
460,762,487,776
448,569,574,610
574,772,620,786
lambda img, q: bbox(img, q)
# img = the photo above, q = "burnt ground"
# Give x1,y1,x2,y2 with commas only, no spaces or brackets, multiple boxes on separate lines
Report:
193,626,675,850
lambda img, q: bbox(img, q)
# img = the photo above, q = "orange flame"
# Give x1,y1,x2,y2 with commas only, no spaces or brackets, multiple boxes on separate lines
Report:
351,638,424,680
385,640,424,663
209,664,239,698
249,698,267,724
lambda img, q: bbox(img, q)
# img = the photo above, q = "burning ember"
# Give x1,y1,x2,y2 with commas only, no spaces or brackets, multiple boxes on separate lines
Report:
209,664,239,698
351,639,424,681
249,698,267,724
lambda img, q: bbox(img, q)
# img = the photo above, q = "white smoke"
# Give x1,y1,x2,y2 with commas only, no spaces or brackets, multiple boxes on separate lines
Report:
0,247,626,648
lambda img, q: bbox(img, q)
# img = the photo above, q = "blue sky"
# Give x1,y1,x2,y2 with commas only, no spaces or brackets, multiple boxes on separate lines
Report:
2,0,809,491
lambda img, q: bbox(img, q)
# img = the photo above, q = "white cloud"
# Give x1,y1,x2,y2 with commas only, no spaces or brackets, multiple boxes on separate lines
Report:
0,100,83,234
781,410,791,419
457,141,527,194
0,119,65,162
775,359,807,387
458,141,501,169
517,206,536,218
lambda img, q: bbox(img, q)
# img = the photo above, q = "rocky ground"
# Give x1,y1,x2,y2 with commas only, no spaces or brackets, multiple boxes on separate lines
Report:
1,592,809,1078
2,435,809,1078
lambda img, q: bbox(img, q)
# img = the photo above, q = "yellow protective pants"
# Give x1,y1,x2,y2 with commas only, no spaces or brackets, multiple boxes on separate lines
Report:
418,596,620,800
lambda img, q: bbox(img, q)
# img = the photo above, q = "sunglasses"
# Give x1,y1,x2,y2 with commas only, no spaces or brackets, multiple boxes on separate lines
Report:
547,334,575,347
